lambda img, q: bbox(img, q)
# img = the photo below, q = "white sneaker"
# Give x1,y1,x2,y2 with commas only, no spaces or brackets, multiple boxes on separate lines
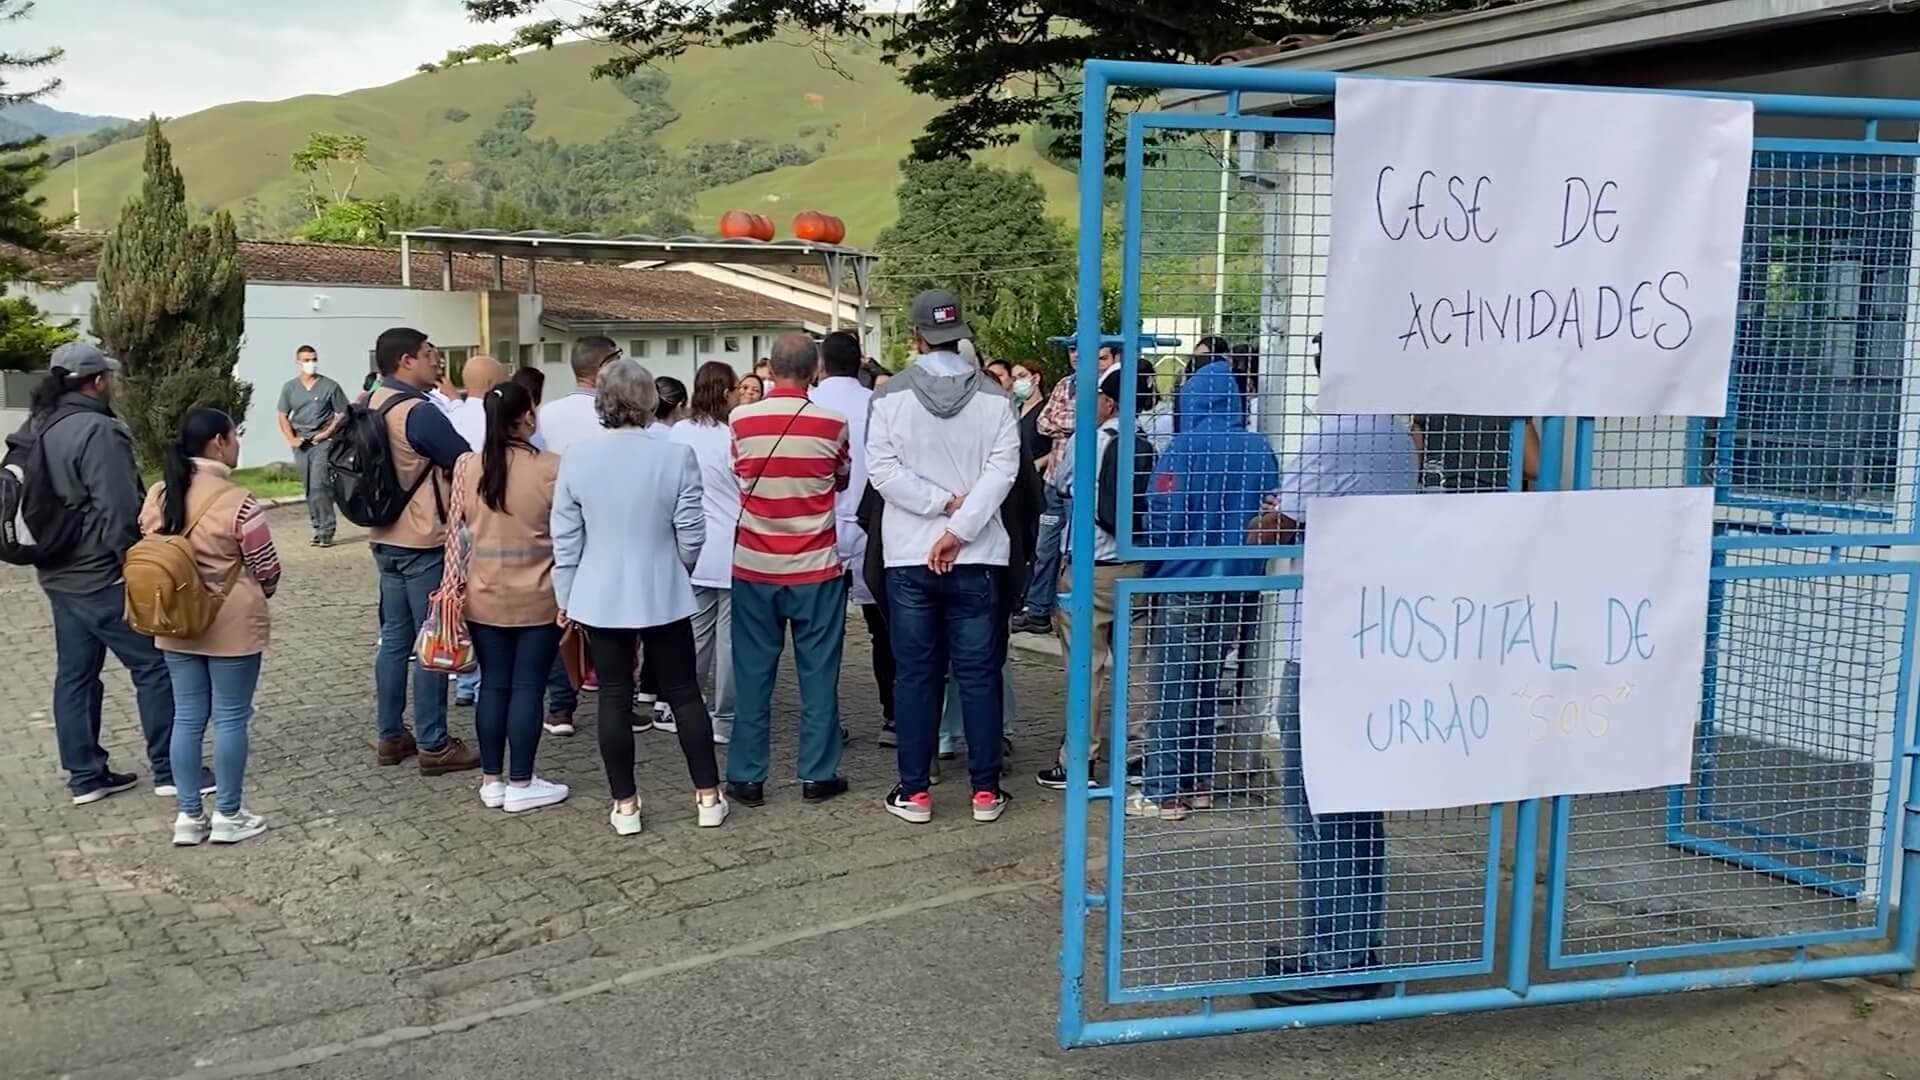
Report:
610,799,643,836
210,809,269,844
697,793,730,828
544,716,576,737
171,812,209,846
653,702,677,734
712,719,732,745
504,777,570,814
479,781,506,809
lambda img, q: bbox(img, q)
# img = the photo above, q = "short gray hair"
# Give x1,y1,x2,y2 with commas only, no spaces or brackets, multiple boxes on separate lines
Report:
768,332,820,382
596,358,657,429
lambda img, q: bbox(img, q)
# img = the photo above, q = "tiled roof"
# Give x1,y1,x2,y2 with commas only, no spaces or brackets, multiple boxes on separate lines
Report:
238,240,825,327
30,234,826,328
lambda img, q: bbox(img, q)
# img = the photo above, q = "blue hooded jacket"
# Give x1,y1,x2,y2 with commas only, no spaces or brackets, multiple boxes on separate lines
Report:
1145,360,1279,579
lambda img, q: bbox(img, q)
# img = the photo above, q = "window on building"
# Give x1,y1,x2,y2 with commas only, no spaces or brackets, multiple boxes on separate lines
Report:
543,342,564,367
630,339,651,359
443,347,471,385
723,336,741,353
494,339,513,361
665,338,683,356
518,344,535,366
695,335,714,355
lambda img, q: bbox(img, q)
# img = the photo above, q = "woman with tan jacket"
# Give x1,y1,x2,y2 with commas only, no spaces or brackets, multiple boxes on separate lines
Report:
445,381,569,814
139,408,282,846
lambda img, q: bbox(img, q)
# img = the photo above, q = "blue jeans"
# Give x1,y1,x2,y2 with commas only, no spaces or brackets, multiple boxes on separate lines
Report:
371,543,449,750
470,622,561,782
728,576,847,784
162,652,261,817
1020,485,1067,618
547,656,578,716
455,669,481,701
46,582,175,792
888,565,1002,795
1277,661,1386,971
940,637,1017,750
1142,594,1229,800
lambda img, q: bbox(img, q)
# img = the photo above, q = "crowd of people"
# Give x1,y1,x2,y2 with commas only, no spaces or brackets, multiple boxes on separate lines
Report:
10,289,1450,1009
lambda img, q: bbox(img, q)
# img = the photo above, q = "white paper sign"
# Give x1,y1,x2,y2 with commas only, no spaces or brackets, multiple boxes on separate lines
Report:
1299,487,1713,813
1320,78,1753,418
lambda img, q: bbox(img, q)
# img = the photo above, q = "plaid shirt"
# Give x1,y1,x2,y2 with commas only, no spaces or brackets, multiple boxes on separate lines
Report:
1036,374,1077,439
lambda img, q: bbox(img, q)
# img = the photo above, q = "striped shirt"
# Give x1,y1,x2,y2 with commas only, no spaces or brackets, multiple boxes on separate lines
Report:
729,388,850,586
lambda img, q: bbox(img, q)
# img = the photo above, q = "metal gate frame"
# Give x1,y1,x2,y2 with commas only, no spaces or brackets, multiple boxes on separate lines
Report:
1057,60,1920,1047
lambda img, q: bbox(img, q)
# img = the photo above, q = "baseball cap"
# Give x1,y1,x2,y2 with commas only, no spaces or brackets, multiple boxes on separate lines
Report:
909,289,972,347
52,341,119,379
1098,365,1124,402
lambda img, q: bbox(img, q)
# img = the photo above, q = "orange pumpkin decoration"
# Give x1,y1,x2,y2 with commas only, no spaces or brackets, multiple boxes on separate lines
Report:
752,213,776,241
792,210,828,242
718,210,758,239
820,215,846,245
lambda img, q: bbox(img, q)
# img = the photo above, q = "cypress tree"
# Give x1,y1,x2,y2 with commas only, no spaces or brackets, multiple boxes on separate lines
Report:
91,118,249,468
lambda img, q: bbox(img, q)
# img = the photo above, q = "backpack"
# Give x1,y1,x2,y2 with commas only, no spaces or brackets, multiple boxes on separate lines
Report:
123,490,242,639
328,391,435,528
1096,430,1156,546
0,408,89,567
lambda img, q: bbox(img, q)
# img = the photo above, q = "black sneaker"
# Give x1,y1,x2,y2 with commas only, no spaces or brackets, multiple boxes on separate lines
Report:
877,723,897,748
1126,758,1144,787
1012,613,1053,636
884,785,932,824
1251,952,1388,1008
154,766,216,798
1035,764,1097,790
72,771,139,806
723,781,765,807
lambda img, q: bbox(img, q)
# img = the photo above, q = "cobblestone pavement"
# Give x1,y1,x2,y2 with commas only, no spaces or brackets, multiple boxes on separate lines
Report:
2,506,1918,1079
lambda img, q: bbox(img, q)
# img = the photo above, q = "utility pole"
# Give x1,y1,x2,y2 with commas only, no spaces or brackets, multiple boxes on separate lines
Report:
70,135,81,229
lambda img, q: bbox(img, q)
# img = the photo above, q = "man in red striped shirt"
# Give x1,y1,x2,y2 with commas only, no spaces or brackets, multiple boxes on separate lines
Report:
723,332,853,808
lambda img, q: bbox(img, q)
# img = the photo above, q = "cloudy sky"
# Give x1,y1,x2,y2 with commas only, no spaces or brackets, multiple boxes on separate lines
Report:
23,0,539,119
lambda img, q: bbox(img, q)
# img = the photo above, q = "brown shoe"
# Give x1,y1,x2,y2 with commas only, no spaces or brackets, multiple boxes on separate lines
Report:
418,737,481,776
376,731,418,766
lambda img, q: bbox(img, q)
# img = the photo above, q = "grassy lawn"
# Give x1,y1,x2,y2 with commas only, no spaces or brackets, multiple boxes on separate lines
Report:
230,466,305,501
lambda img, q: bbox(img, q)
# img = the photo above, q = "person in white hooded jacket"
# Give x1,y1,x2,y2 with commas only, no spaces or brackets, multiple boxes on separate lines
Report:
867,289,1021,826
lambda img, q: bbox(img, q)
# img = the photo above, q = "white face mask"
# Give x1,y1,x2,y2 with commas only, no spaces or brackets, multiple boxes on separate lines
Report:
300,360,318,376
1012,377,1034,402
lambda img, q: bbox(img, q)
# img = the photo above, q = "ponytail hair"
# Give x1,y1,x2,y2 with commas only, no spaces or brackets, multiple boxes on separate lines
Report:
28,366,70,416
654,375,687,423
478,379,535,514
160,408,236,535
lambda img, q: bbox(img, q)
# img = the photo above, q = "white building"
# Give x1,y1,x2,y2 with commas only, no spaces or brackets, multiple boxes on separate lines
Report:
13,237,881,466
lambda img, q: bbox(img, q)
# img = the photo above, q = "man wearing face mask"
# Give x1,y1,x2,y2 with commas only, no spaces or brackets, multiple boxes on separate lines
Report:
276,345,350,547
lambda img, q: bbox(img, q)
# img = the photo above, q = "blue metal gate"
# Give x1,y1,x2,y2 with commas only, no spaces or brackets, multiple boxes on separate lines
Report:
1057,61,1920,1046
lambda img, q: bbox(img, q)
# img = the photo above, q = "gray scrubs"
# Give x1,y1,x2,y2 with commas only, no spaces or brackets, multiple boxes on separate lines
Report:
277,374,348,538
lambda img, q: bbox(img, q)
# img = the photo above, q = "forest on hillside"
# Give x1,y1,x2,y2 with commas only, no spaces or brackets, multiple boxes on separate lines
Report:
235,71,821,241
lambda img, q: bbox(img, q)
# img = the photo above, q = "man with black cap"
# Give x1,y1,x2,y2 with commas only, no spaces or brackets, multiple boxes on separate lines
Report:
867,289,1021,825
7,342,182,804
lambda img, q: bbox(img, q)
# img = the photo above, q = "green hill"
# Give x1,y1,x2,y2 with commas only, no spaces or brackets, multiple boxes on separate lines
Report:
40,37,1077,245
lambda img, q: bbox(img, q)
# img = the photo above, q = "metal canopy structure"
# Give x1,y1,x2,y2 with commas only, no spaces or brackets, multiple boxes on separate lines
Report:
393,227,878,332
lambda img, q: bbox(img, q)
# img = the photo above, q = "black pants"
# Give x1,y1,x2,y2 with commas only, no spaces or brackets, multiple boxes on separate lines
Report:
585,619,719,799
861,602,896,726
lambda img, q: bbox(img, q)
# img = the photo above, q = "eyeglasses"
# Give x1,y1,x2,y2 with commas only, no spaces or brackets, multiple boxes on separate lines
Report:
599,349,623,368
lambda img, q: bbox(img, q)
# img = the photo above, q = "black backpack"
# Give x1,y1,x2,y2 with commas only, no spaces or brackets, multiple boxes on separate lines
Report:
1095,431,1156,547
0,408,89,567
327,392,435,528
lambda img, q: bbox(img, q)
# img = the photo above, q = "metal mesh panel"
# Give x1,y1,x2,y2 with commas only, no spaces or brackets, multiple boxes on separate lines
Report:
1113,586,1493,993
1554,565,1908,959
1587,151,1919,535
